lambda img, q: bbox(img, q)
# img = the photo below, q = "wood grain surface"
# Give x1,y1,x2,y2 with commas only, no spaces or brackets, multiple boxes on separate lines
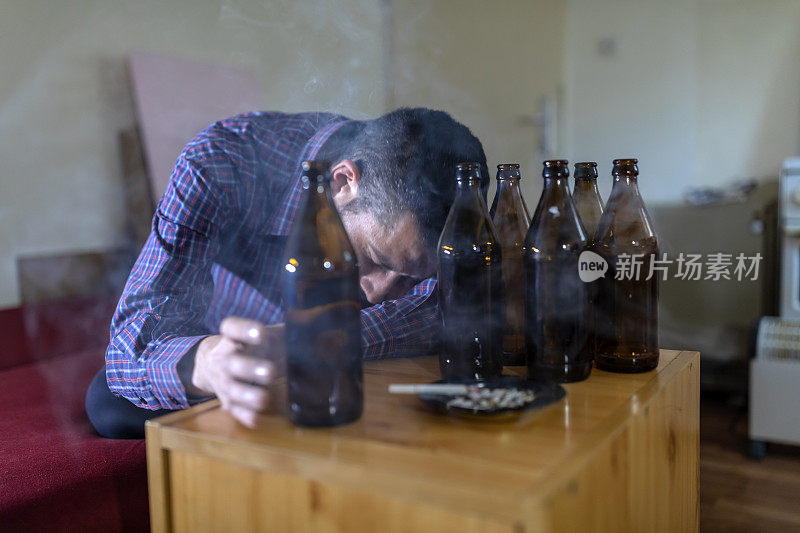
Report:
147,349,699,532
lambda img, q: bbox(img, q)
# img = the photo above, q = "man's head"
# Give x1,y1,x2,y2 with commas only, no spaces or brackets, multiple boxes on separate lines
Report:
319,108,488,304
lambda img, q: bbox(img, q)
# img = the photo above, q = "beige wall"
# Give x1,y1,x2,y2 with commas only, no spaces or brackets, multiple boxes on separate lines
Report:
390,0,566,204
564,0,800,204
0,0,567,309
696,0,800,185
3,0,799,315
0,0,385,308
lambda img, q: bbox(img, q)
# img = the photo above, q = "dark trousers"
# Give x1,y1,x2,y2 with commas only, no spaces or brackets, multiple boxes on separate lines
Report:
85,368,173,439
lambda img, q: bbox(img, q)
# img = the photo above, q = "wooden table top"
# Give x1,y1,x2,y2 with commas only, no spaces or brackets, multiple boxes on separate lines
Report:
150,349,698,521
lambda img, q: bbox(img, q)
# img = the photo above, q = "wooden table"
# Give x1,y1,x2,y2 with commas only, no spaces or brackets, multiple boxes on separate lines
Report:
147,350,699,532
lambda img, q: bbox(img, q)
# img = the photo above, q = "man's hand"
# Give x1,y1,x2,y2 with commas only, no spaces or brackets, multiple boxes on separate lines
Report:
191,317,286,428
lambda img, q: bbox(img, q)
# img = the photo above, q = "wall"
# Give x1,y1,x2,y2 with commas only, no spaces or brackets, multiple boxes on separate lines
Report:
390,0,567,204
696,0,800,185
0,0,385,308
4,0,798,319
563,0,800,204
563,0,800,368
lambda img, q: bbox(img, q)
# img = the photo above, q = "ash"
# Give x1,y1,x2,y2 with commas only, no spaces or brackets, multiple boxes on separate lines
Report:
445,387,536,412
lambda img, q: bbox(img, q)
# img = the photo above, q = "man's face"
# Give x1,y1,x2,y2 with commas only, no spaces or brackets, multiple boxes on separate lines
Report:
340,209,435,305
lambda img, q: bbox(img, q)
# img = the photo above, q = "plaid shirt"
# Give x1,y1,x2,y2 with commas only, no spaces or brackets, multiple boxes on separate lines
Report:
106,111,439,410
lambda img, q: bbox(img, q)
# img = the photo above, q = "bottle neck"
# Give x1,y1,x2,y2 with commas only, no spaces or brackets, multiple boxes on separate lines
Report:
496,177,522,192
455,178,490,217
456,178,481,192
574,177,600,194
538,177,573,210
604,175,645,216
301,177,334,210
543,176,570,191
611,175,640,194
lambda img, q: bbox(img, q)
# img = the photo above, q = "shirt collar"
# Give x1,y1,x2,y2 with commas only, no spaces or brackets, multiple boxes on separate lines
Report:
270,119,352,236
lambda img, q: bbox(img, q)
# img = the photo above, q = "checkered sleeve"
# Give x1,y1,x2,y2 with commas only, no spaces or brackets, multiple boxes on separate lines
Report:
361,278,440,359
105,155,227,410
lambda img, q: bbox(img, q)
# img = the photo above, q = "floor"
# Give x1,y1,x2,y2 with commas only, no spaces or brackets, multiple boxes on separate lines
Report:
700,393,800,532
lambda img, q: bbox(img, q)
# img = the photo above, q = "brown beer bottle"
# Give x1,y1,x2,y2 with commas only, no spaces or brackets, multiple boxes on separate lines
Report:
282,160,363,426
593,158,659,373
572,162,604,237
438,162,504,381
489,163,530,366
573,161,604,367
524,160,592,382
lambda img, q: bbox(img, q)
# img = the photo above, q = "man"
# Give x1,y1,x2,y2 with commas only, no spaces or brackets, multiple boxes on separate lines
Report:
85,108,489,438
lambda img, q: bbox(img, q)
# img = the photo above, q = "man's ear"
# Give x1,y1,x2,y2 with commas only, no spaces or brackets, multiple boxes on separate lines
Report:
330,159,360,206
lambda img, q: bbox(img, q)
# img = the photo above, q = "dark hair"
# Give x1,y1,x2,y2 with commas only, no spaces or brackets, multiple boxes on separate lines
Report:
321,108,489,250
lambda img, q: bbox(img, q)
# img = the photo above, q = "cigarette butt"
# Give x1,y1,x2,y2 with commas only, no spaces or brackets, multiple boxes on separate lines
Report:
388,383,471,395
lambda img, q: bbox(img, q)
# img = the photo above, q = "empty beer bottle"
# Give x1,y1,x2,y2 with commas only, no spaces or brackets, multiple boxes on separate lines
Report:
573,161,604,365
572,162,604,237
524,160,592,382
593,158,659,373
282,160,363,426
490,163,530,366
438,162,504,381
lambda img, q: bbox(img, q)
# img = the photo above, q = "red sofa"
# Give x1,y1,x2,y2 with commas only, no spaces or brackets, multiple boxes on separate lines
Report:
0,296,149,532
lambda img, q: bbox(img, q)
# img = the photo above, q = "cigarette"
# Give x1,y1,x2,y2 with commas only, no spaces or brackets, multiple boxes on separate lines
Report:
388,383,474,395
